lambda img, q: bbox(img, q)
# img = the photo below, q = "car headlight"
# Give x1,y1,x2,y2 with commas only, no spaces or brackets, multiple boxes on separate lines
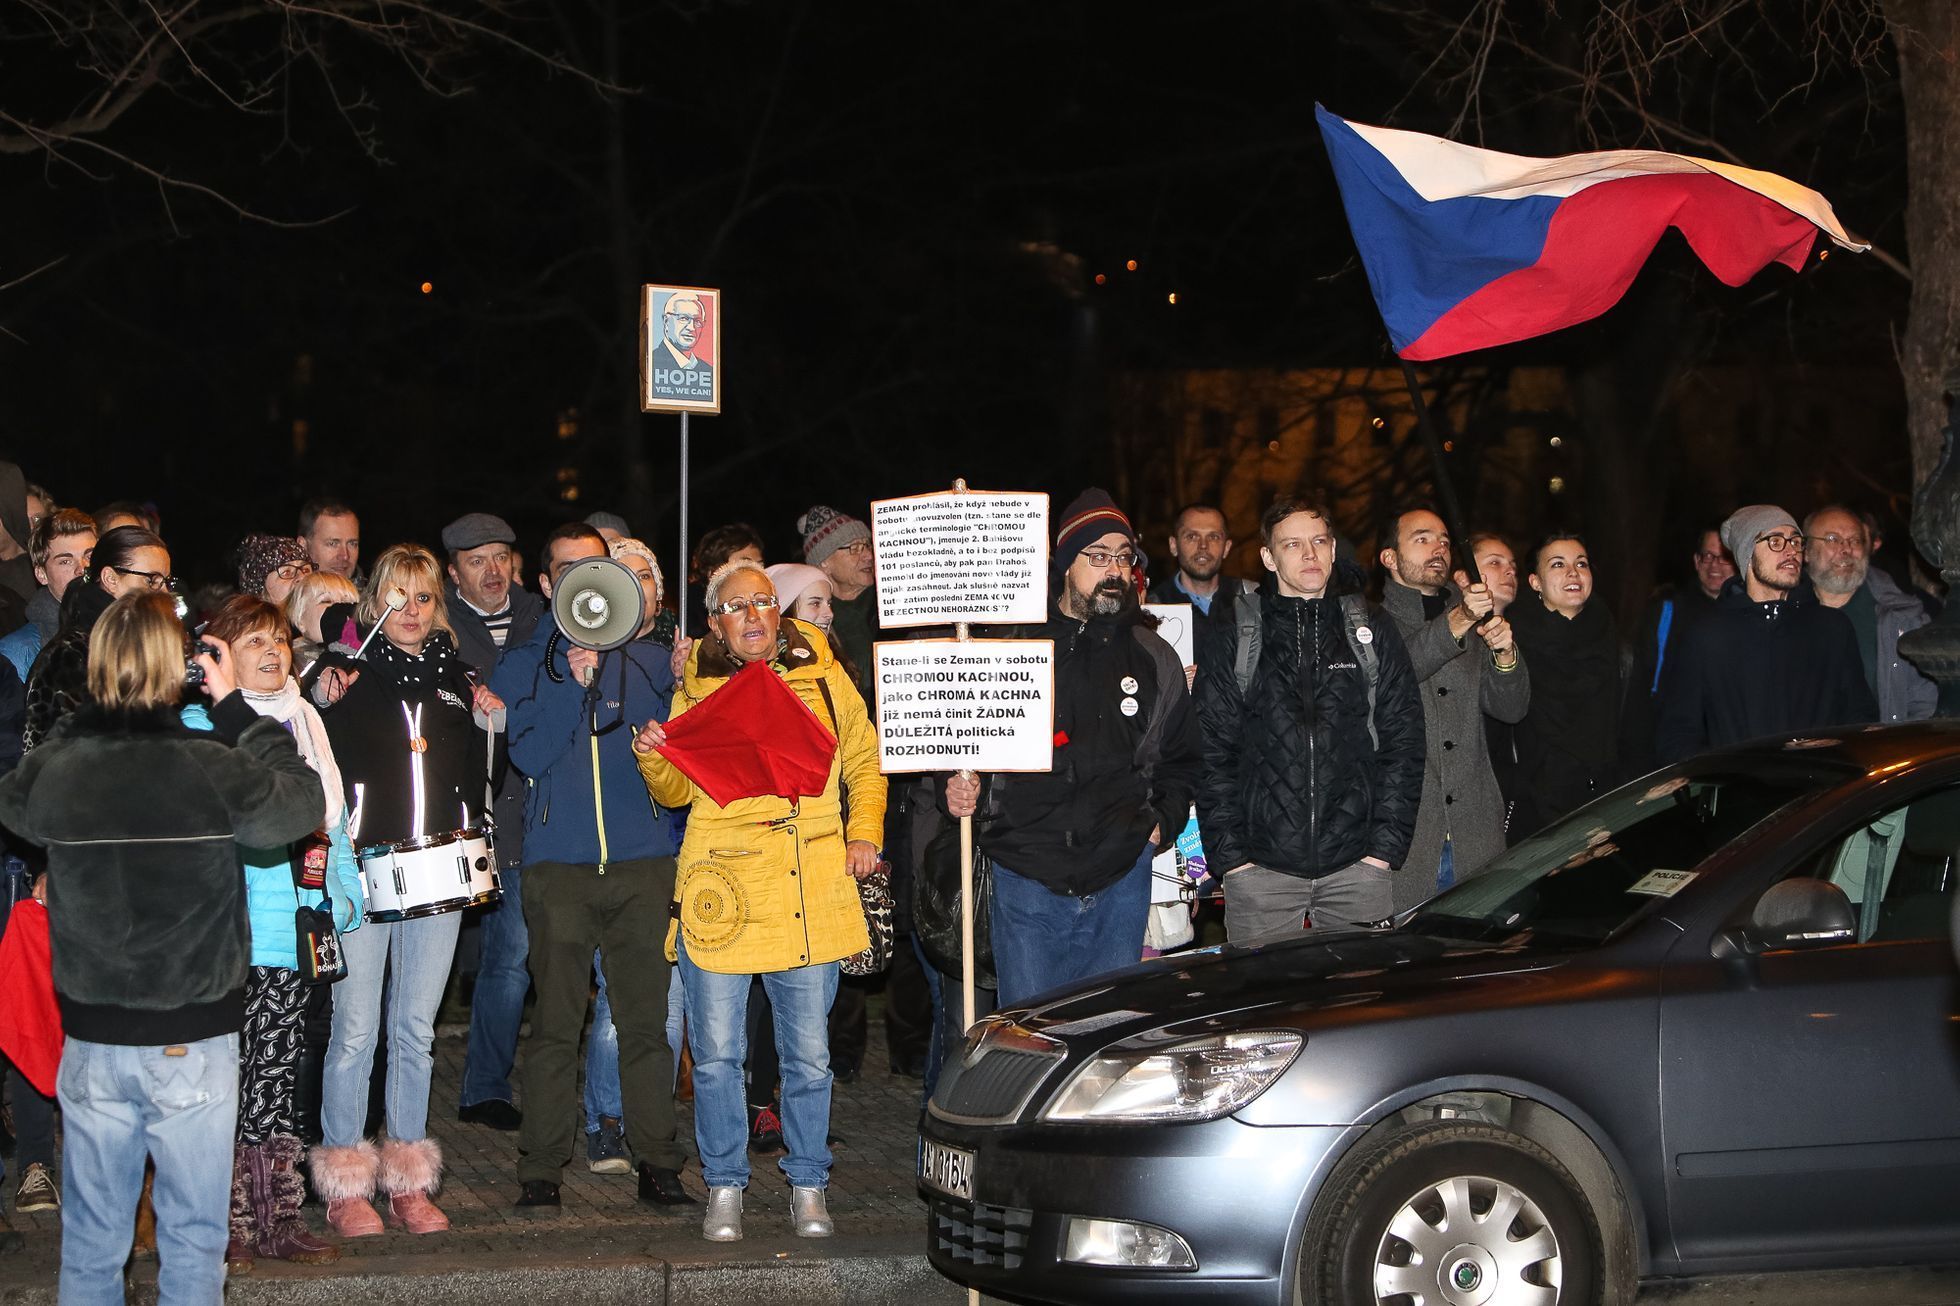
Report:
1039,1030,1302,1124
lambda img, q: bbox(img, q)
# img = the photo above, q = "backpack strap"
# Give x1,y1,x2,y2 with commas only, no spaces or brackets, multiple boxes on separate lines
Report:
1340,593,1381,749
1233,592,1261,694
1650,598,1675,695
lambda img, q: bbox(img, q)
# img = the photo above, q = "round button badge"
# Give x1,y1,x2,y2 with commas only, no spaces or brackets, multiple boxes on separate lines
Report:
1120,676,1139,694
1120,696,1139,717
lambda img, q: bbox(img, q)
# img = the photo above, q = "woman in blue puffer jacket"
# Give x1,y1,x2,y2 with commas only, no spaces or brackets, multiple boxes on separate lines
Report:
183,595,364,1271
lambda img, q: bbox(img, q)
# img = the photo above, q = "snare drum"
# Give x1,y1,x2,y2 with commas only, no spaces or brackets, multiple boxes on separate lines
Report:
359,826,500,922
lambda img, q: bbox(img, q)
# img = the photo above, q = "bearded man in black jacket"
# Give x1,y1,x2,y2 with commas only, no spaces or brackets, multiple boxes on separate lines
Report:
1655,504,1877,762
944,490,1200,1008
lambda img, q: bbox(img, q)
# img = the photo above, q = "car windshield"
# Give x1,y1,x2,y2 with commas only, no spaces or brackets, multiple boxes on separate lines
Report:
1404,765,1834,946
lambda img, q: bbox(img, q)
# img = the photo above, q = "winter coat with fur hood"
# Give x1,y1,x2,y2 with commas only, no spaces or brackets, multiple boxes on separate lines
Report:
0,694,325,1045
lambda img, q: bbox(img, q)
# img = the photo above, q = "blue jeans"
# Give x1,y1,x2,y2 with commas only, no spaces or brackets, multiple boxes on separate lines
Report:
58,1033,239,1306
460,859,528,1109
322,910,462,1146
583,952,687,1131
989,844,1153,1009
915,933,996,1106
679,946,838,1190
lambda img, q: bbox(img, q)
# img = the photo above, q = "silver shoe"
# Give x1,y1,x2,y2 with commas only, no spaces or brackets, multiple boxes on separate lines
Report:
791,1185,833,1238
702,1186,743,1241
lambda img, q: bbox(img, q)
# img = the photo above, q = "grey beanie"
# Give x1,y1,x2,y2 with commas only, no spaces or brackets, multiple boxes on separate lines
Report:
1719,504,1799,562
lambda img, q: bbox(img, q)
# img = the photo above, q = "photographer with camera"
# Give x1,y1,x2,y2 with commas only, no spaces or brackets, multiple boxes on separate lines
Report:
182,596,363,1271
0,590,327,1304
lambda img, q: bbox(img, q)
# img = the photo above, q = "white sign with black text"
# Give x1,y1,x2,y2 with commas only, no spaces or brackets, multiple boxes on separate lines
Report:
871,490,1049,628
875,639,1055,774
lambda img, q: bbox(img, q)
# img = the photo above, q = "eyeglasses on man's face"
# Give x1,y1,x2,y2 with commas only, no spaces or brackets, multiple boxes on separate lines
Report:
1758,533,1805,554
836,540,872,556
712,594,780,618
1078,549,1139,571
271,562,313,582
112,565,179,592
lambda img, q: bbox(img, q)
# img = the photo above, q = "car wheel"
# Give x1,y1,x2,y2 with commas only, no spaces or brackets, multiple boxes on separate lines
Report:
1302,1120,1605,1306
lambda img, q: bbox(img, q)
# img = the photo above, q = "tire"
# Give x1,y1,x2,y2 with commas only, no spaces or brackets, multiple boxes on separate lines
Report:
1300,1120,1605,1306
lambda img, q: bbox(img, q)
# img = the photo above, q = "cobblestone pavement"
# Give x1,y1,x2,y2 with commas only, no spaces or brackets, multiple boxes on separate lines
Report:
0,1013,937,1289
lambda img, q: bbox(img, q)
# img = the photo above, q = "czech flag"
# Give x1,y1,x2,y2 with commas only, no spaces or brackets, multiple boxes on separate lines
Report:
1315,105,1868,361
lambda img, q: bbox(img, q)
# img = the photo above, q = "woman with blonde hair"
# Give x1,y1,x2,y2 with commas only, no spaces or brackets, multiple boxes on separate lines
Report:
0,592,324,1302
311,545,504,1237
285,569,360,677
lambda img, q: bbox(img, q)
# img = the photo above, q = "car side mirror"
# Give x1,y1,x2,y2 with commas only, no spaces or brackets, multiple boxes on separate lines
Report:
1713,878,1856,959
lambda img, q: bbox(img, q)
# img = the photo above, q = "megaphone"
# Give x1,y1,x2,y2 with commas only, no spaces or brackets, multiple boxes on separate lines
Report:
552,557,646,685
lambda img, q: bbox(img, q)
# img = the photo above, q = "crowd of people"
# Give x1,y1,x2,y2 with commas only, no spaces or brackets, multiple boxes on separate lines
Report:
0,459,1926,1298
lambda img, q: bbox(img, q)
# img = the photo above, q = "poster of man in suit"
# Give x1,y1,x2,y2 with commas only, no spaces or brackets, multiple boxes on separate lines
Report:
640,285,721,413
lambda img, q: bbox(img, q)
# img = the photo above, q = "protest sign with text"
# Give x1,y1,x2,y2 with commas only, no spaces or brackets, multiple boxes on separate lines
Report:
640,284,722,414
875,639,1055,773
871,490,1048,628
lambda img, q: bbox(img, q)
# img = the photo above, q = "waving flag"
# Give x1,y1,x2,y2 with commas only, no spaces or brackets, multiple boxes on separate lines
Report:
1315,105,1867,360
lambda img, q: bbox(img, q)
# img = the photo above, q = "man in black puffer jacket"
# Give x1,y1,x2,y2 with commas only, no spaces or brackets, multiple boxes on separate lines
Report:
945,490,1201,1009
1195,496,1425,944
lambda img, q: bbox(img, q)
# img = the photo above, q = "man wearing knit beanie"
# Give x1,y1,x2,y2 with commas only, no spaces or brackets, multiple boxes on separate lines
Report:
942,487,1201,1007
1654,503,1875,761
798,506,876,698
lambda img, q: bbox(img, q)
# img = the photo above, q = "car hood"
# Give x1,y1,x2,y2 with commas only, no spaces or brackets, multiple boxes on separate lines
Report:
1007,928,1576,1049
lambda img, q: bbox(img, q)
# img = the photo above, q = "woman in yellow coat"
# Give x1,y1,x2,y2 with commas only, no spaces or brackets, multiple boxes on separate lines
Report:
633,561,884,1243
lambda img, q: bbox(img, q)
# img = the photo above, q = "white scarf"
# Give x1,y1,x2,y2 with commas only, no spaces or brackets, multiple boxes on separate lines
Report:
241,676,346,827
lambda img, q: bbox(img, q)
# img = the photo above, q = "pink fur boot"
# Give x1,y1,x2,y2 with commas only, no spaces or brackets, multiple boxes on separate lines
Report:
378,1137,448,1234
309,1140,383,1238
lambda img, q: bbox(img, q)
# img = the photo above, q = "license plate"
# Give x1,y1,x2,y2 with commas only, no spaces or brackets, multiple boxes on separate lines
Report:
920,1137,975,1201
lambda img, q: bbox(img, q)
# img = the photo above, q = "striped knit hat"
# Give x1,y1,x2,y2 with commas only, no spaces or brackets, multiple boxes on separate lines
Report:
797,505,871,566
1055,488,1136,568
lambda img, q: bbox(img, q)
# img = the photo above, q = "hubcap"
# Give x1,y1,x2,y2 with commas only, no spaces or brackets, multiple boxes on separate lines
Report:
1372,1173,1562,1306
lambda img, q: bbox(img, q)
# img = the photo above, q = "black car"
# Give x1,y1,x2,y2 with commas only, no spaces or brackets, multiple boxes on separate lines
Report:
921,725,1960,1305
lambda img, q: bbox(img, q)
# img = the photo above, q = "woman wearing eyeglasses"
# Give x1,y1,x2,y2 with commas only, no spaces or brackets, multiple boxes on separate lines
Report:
23,525,172,752
236,534,314,610
310,544,504,1238
633,562,885,1243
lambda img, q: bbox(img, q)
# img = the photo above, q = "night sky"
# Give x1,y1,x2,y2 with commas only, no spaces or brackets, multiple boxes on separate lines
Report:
1,1,1910,594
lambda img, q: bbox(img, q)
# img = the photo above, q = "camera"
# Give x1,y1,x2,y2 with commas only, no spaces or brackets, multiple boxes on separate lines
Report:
185,627,218,688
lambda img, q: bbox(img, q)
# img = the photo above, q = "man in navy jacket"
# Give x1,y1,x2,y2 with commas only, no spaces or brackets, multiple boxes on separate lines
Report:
491,523,695,1209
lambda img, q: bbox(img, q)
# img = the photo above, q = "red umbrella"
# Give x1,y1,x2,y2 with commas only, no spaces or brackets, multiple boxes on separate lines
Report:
655,660,839,806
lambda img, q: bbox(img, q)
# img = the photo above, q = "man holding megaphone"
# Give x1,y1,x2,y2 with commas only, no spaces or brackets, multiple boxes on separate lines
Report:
489,523,697,1211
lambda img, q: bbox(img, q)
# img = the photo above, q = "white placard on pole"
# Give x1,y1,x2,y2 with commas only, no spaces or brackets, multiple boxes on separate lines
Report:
1140,602,1194,667
875,640,1055,774
870,490,1049,628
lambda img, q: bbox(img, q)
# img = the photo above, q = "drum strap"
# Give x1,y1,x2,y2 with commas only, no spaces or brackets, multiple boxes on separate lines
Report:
403,703,427,839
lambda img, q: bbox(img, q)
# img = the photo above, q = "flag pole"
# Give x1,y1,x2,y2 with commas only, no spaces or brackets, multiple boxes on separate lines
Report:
1396,355,1483,588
